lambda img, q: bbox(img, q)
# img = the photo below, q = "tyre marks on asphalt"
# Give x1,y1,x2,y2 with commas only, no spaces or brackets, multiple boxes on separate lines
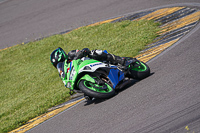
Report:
131,6,200,62
136,7,185,21
135,38,179,63
9,5,200,133
80,6,200,62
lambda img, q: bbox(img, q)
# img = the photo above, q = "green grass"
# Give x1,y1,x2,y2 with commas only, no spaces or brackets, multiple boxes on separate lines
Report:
0,20,161,132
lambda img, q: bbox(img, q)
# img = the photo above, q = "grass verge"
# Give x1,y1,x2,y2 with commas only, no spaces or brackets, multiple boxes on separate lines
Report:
0,20,161,132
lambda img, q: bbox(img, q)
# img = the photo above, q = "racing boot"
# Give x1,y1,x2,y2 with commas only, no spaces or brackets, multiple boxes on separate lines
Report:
88,50,127,67
106,53,126,66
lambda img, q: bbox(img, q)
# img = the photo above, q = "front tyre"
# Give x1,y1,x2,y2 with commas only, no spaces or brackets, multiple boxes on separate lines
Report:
78,80,115,99
129,61,150,80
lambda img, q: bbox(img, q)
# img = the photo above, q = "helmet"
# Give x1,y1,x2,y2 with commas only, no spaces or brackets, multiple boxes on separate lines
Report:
50,47,68,68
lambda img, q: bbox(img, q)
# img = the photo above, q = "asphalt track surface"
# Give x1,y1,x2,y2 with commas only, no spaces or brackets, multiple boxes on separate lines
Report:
1,0,200,133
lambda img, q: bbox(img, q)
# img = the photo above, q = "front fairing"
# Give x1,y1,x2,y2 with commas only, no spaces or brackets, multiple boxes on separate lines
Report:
62,59,81,90
62,59,103,90
62,58,125,90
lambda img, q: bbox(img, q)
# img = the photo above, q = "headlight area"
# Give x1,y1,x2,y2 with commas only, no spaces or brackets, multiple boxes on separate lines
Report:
69,67,76,80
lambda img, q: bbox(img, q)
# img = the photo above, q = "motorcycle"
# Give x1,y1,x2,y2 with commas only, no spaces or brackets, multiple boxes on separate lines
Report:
57,53,150,100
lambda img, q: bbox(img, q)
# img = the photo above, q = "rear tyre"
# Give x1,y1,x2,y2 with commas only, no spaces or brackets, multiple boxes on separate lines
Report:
78,79,115,99
129,61,150,80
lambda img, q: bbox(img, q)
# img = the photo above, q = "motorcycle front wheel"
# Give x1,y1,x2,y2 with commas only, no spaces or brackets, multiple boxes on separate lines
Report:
78,79,115,99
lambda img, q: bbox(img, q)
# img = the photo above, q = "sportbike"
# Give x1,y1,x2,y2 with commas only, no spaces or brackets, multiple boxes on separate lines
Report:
57,54,150,100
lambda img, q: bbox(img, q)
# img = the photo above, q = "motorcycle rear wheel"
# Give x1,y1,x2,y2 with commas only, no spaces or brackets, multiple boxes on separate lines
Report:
129,61,150,80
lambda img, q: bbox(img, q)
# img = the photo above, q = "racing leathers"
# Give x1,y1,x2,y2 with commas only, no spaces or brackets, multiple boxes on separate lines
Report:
67,48,126,66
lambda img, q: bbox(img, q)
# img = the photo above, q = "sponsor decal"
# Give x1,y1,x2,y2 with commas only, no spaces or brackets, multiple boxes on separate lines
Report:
90,63,102,67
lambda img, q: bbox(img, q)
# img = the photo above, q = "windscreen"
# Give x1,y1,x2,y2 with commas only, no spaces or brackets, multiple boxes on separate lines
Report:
56,62,65,78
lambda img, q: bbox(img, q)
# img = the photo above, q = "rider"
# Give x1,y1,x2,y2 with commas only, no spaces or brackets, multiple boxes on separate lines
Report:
50,47,127,69
50,47,131,94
